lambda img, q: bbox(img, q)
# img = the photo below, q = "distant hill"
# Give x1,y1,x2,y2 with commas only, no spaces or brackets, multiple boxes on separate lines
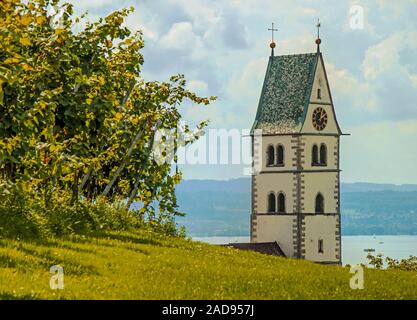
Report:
176,178,251,193
341,182,417,193
176,178,417,236
177,178,417,193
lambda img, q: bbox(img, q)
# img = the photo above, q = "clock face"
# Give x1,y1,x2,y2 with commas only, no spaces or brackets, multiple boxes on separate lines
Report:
312,107,328,131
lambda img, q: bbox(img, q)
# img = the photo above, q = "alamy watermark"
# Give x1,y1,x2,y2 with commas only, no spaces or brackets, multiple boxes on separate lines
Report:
349,264,364,289
151,126,263,175
349,3,365,30
50,265,64,290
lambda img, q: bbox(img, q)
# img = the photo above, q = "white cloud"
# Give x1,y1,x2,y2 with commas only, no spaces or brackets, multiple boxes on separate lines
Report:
342,120,417,184
410,74,417,87
278,30,320,55
68,0,115,9
326,62,376,111
375,0,411,18
187,80,209,95
321,30,417,119
229,0,316,18
171,0,220,31
227,57,266,103
159,22,201,50
362,31,417,81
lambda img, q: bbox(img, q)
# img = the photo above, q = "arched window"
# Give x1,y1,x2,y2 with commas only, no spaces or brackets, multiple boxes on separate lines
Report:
312,144,319,166
276,144,284,166
267,145,274,166
277,192,286,213
320,144,327,165
268,193,276,213
317,88,321,100
315,193,324,214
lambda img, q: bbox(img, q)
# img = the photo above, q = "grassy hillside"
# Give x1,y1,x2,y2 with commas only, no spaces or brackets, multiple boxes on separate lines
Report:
0,231,416,299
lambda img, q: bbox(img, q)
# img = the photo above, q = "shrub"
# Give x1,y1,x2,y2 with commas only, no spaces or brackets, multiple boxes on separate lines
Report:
0,188,185,239
367,253,417,271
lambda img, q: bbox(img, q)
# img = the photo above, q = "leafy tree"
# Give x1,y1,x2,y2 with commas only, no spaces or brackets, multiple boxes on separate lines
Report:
367,253,417,271
366,253,384,269
0,0,215,231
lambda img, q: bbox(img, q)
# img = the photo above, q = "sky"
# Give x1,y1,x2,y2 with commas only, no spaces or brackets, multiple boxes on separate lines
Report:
68,0,417,184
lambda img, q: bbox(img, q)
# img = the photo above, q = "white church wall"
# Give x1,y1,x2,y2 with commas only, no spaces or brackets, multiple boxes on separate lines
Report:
260,135,296,172
254,215,296,257
301,172,338,214
309,56,332,105
254,173,295,214
301,56,340,135
302,135,338,171
303,215,340,262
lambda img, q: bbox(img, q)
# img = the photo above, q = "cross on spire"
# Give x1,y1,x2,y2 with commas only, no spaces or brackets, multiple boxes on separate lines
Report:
315,18,322,52
268,22,278,56
316,18,321,38
268,22,278,43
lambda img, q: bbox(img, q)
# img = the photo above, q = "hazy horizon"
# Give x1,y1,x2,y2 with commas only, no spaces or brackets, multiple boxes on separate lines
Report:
179,177,417,186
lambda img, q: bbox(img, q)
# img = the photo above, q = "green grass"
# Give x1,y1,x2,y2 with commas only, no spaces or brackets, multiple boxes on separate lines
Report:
0,230,416,299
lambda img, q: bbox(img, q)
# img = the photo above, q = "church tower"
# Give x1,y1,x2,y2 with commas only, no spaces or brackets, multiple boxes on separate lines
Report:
250,23,343,264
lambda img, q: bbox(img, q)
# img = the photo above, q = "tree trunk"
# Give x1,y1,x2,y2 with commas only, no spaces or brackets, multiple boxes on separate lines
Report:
71,171,79,203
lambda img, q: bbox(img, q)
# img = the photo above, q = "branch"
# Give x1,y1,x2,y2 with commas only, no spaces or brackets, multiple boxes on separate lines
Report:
79,166,93,191
73,52,95,94
78,81,136,193
101,129,144,197
102,118,158,197
126,120,160,208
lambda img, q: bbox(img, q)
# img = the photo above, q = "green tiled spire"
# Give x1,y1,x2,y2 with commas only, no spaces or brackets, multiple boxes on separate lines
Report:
251,53,318,134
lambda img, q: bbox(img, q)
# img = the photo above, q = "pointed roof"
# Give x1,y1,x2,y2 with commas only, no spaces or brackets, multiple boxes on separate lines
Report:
251,52,319,134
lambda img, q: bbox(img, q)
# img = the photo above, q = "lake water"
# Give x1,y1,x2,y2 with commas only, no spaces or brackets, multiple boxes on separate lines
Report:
193,235,417,266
